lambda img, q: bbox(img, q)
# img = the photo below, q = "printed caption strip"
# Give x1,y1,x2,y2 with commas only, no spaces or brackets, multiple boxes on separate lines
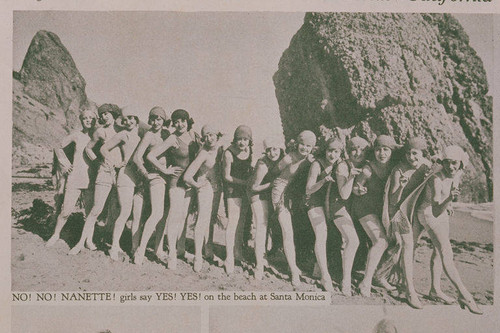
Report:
12,291,330,305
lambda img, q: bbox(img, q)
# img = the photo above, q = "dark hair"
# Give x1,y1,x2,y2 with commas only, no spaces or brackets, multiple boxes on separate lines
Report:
365,145,404,168
171,109,194,131
129,115,140,125
97,103,121,120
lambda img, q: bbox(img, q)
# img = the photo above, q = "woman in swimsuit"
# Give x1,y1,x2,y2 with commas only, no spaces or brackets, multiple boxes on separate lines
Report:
271,130,316,286
248,136,284,280
46,109,97,247
305,138,343,291
183,124,223,272
69,104,122,255
414,145,482,314
379,137,432,308
324,137,366,295
144,109,198,269
352,135,398,297
99,105,144,261
132,107,171,259
223,125,253,275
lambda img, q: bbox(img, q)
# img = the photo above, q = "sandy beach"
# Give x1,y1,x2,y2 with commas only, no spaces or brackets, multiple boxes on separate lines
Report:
11,179,493,307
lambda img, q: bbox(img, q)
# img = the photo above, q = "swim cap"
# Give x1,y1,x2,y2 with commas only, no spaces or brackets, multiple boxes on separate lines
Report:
234,125,253,142
326,138,344,150
97,103,121,118
171,109,190,122
120,105,141,118
201,124,219,137
404,137,427,152
263,136,283,150
297,130,317,146
442,145,469,166
346,136,369,151
149,106,167,121
374,135,399,150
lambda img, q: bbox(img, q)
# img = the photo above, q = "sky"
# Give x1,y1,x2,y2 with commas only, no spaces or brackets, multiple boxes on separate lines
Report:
13,12,494,148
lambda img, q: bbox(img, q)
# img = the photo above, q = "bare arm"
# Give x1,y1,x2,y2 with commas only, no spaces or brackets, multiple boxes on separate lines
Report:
101,132,124,168
431,175,455,217
389,169,405,205
183,150,207,189
54,133,76,173
146,136,182,176
85,129,104,161
222,150,247,185
336,161,360,200
250,160,270,193
306,161,330,196
277,154,293,172
352,166,371,196
132,132,153,177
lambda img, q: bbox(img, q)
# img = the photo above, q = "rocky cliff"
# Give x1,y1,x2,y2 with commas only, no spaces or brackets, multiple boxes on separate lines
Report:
273,13,492,202
13,30,94,172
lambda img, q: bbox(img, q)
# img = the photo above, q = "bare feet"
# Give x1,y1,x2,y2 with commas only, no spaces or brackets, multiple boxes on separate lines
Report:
458,296,483,315
133,249,145,265
168,257,178,271
374,277,396,292
224,259,234,275
68,244,84,255
358,282,371,297
46,235,59,247
428,290,456,305
155,250,168,262
109,247,121,261
407,292,423,309
320,277,334,292
291,270,301,287
193,257,203,273
254,266,264,281
341,280,352,297
85,240,97,251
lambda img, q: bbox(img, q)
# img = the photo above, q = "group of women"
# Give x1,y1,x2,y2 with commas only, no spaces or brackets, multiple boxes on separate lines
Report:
46,104,482,314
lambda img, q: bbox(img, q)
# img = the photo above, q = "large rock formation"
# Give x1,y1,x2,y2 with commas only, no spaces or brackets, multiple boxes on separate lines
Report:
274,13,492,202
18,30,89,129
13,30,94,172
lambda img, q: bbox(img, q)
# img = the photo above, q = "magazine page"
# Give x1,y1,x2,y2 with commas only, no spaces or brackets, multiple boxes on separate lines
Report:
1,1,499,332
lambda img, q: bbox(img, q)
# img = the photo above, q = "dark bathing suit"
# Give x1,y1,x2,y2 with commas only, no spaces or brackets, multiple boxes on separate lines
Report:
224,147,252,199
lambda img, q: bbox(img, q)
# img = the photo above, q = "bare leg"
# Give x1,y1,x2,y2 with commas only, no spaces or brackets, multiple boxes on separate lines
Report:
134,181,165,265
235,197,249,261
69,184,112,255
424,216,474,302
166,187,189,270
307,207,333,291
278,207,301,286
205,190,222,260
175,194,192,259
225,198,242,274
47,189,82,246
252,199,270,280
333,208,359,296
83,188,94,217
399,232,422,308
109,186,135,260
358,214,388,296
99,187,119,246
130,191,144,254
194,184,214,272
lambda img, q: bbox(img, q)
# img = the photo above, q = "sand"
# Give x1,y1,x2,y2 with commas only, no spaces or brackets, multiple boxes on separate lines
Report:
11,179,493,307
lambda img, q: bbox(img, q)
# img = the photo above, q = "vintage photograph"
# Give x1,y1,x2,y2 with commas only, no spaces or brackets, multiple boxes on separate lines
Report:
11,11,493,314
